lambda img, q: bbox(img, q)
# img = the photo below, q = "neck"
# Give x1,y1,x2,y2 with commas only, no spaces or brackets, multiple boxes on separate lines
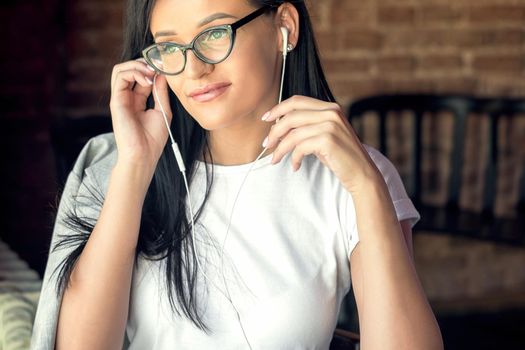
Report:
204,118,274,165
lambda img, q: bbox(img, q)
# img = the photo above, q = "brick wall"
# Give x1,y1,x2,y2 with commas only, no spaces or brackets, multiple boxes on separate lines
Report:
310,0,525,108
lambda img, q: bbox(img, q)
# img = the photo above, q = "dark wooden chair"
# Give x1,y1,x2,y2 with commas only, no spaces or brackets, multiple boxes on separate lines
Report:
347,94,525,246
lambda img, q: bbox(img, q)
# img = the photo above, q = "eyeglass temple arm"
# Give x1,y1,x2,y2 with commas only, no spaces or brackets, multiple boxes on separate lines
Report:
230,5,272,31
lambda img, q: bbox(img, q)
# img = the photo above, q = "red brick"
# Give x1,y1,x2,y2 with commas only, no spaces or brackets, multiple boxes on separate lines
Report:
468,5,525,23
472,55,524,73
378,5,416,25
417,54,464,71
433,77,477,94
341,29,383,50
376,55,415,73
418,5,464,23
383,29,452,49
459,29,525,48
323,57,371,74
330,4,373,27
381,78,436,94
383,28,524,49
328,78,382,100
315,31,342,53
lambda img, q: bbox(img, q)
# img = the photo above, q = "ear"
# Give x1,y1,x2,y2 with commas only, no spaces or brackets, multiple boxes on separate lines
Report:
275,3,299,53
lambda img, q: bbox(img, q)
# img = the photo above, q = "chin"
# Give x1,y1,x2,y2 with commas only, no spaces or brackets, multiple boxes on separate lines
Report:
186,100,254,132
184,105,234,131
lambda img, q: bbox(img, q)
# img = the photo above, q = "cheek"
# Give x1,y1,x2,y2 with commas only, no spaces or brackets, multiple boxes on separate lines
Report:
230,40,279,92
165,78,182,98
165,78,191,111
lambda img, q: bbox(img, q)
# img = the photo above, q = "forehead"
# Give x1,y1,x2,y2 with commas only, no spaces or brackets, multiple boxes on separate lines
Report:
150,0,257,36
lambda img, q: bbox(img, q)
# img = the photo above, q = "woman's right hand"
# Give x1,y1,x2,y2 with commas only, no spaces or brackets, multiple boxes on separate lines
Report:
109,59,173,176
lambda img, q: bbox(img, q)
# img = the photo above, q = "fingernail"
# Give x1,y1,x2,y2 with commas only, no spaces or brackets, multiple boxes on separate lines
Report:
145,77,153,85
262,136,268,148
261,111,271,121
146,65,156,72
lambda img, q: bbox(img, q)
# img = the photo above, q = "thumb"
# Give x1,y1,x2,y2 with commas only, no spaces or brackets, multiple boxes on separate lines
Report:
152,74,173,122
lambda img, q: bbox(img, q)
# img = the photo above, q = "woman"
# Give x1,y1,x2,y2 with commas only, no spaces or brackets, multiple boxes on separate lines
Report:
31,0,443,349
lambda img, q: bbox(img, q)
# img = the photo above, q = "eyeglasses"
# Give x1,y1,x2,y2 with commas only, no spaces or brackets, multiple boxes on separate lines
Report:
142,6,272,75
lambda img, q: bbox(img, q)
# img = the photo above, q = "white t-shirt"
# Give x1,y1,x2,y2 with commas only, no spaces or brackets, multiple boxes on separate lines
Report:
126,143,419,349
31,133,419,350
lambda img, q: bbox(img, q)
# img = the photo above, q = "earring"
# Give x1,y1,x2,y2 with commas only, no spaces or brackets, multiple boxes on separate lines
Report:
287,43,294,52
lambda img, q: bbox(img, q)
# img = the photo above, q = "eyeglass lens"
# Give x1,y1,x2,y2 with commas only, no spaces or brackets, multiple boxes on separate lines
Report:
148,27,232,74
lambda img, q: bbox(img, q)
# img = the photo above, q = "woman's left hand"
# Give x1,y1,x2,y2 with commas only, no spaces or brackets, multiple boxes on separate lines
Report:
263,95,382,195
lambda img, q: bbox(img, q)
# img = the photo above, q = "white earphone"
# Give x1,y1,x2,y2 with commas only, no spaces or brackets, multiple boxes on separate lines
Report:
281,26,289,56
277,26,290,108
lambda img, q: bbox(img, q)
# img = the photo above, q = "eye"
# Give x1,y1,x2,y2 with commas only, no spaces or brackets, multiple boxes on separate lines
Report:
159,44,181,54
204,29,227,41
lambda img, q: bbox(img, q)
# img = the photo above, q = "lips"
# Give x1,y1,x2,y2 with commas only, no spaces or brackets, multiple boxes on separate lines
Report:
187,82,231,103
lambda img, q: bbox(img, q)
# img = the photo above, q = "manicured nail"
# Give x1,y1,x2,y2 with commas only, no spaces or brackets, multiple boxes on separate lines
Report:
145,77,153,85
261,111,271,121
262,136,268,148
146,65,156,72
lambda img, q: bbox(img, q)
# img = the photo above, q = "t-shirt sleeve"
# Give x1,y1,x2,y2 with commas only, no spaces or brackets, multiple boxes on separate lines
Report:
365,145,420,226
345,145,420,257
30,135,113,350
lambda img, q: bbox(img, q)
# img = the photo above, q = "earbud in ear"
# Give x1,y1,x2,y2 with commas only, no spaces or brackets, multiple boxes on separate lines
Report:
280,27,289,56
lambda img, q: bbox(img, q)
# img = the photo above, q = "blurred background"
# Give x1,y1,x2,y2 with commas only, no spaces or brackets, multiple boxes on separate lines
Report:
0,0,524,349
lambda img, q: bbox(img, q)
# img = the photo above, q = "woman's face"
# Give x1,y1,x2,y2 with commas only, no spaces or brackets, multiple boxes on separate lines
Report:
150,0,282,132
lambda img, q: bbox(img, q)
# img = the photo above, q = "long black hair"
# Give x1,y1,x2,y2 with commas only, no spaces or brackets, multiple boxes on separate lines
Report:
54,0,336,332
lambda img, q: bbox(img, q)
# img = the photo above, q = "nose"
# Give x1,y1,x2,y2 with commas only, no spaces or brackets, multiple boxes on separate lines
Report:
184,49,212,79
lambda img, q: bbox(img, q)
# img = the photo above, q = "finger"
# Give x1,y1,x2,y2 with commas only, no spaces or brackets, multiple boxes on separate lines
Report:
288,134,335,172
271,120,344,165
111,60,156,91
261,95,341,122
133,79,154,112
151,74,173,122
111,69,153,96
266,109,347,149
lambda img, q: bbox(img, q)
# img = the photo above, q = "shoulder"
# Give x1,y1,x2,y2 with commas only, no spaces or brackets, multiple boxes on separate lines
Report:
72,133,117,176
69,132,117,193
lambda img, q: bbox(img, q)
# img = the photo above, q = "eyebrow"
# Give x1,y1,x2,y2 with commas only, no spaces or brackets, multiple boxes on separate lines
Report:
154,12,237,39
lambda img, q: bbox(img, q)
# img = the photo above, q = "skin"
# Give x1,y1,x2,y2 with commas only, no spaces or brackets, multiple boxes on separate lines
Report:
56,0,443,349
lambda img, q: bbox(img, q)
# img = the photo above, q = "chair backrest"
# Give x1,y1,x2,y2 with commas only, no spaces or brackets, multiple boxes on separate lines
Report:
49,115,112,186
347,94,525,220
348,94,473,206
